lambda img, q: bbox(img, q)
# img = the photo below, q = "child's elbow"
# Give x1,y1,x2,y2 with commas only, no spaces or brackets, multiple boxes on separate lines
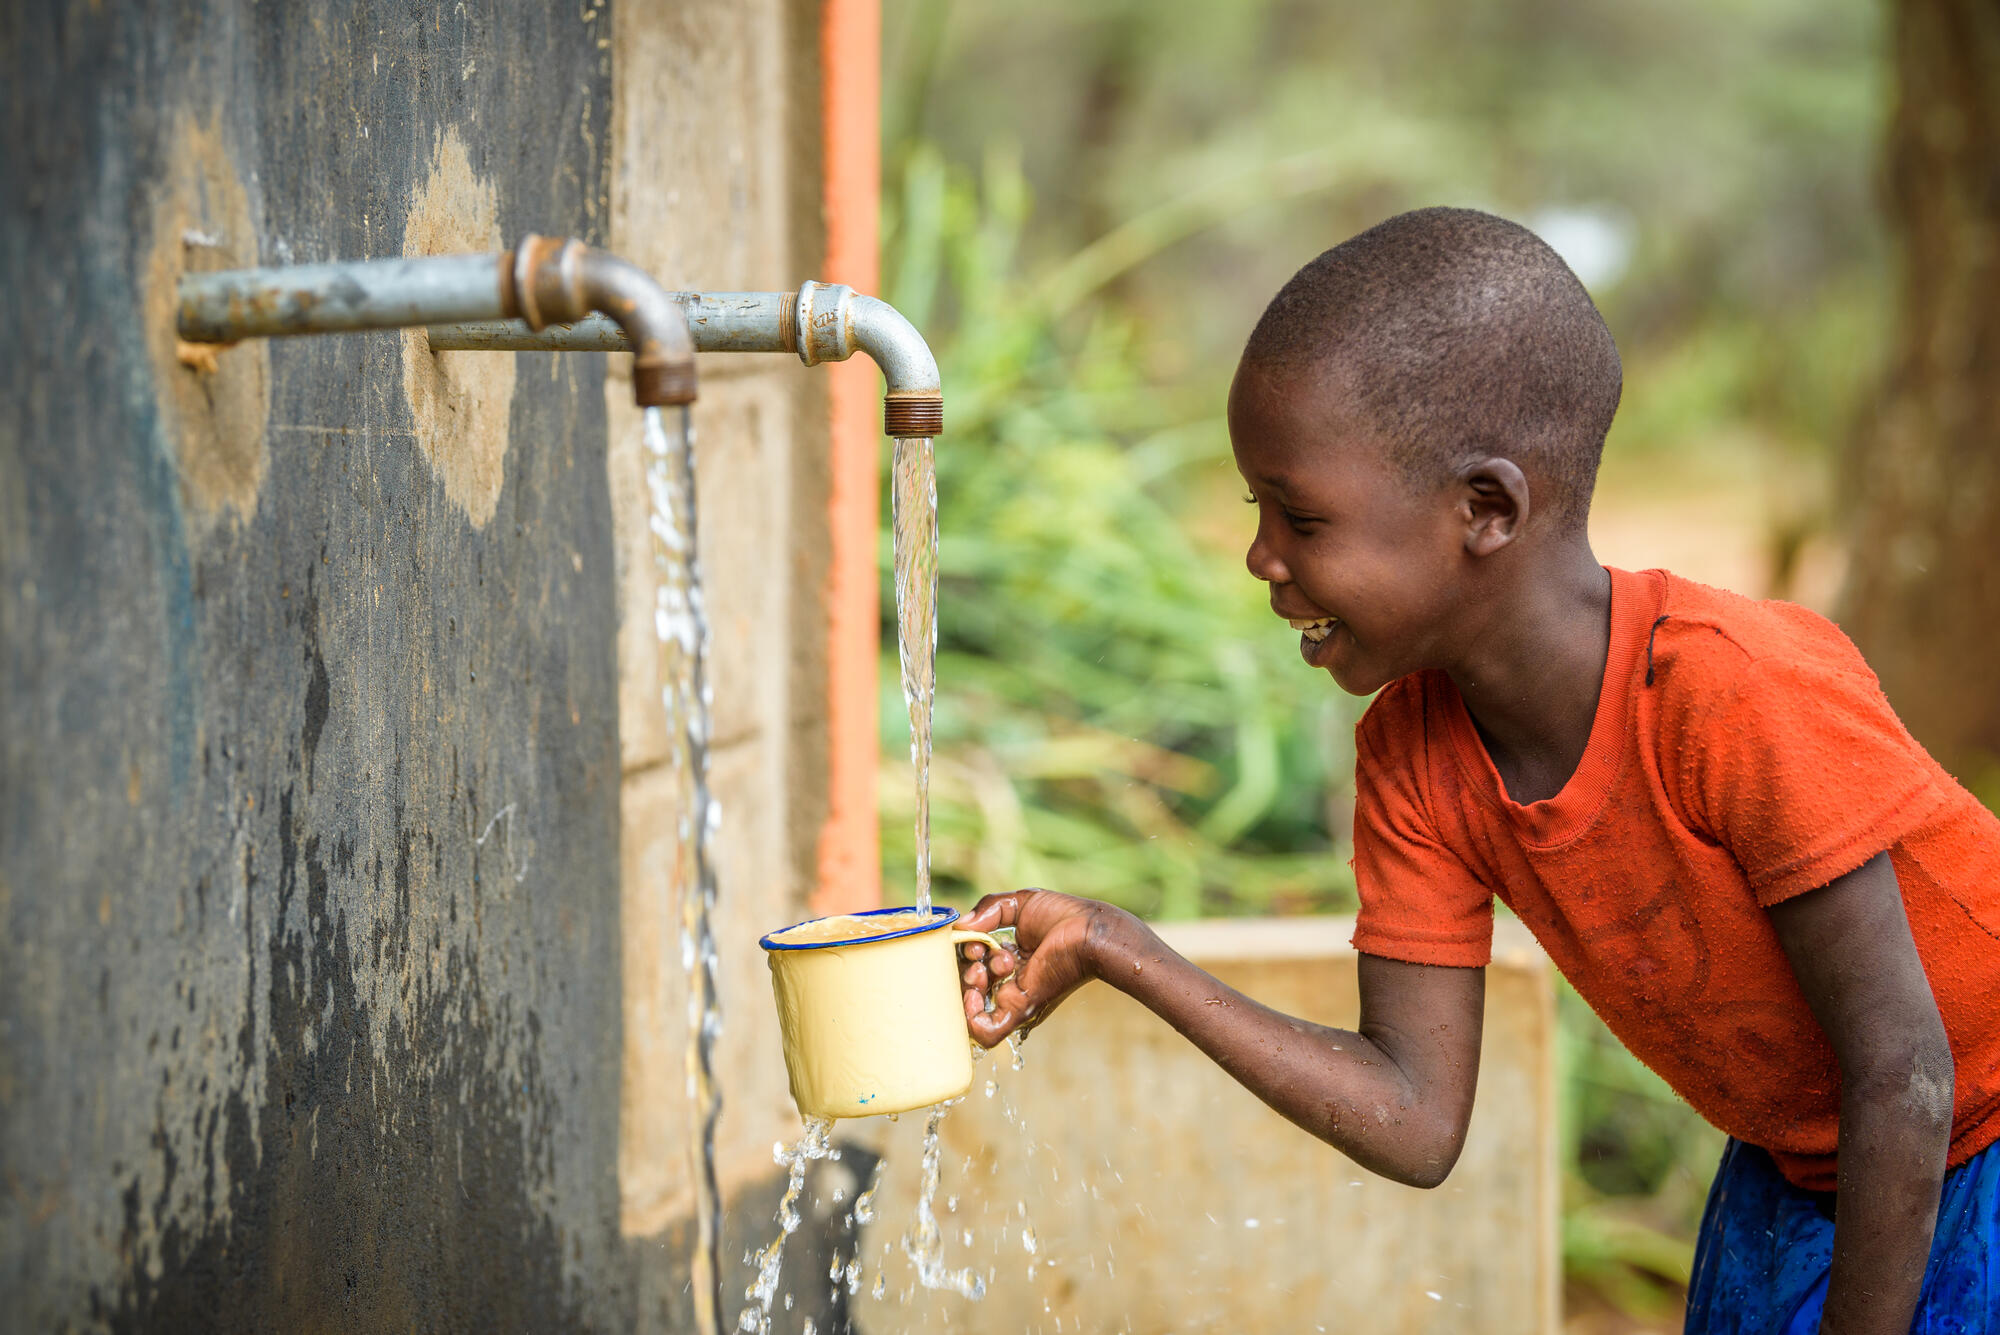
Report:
1388,1119,1470,1190
1845,1025,1955,1131
1396,1160,1456,1191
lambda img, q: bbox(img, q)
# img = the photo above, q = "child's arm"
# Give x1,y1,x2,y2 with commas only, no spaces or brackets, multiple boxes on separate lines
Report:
1766,852,1954,1335
958,890,1485,1189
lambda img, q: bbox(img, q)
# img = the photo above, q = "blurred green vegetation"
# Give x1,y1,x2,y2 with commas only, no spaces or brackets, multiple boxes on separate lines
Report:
875,142,1359,920
877,0,1887,1322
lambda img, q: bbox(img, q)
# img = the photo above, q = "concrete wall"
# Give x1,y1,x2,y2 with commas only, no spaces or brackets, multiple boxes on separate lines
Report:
0,1,841,1330
849,917,1561,1334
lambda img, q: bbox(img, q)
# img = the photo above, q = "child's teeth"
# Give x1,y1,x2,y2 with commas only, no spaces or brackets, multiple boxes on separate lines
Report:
1287,616,1337,643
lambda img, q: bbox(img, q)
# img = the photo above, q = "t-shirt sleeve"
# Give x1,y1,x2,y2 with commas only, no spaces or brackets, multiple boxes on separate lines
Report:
1349,701,1495,967
1682,652,1949,906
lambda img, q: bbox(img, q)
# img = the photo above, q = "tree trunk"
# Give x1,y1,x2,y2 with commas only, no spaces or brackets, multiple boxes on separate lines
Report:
1842,0,2000,785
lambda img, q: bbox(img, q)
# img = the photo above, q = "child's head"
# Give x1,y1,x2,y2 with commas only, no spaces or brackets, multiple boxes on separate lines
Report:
1229,207,1623,692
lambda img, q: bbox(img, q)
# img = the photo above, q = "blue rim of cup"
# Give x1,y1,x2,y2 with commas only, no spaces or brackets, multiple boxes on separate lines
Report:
759,904,960,952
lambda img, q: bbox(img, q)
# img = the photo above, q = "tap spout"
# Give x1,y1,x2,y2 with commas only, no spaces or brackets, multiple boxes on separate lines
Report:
796,283,942,438
426,280,941,437
509,237,697,407
175,235,696,408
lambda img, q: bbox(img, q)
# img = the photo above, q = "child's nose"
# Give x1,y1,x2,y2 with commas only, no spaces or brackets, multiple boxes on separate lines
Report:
1245,528,1290,585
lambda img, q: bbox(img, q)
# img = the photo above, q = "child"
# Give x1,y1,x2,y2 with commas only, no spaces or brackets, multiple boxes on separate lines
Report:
957,207,2000,1333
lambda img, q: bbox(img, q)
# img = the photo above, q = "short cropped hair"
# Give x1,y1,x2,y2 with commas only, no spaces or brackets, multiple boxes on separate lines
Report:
1243,207,1622,531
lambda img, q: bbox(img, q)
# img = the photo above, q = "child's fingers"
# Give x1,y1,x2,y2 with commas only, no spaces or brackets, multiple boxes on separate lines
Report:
966,1000,1021,1047
965,974,1037,1046
960,891,1026,934
960,952,1018,991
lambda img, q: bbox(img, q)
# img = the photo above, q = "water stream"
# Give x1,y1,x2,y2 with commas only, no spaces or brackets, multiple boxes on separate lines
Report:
736,1117,840,1333
890,435,939,917
900,1101,987,1300
643,405,727,1335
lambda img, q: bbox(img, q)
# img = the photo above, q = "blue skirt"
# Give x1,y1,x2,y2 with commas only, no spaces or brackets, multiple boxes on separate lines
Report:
1685,1137,2000,1333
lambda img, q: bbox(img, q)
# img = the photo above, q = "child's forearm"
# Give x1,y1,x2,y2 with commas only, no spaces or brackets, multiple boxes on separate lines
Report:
1763,852,1955,1334
1818,1055,1952,1334
1087,911,1484,1189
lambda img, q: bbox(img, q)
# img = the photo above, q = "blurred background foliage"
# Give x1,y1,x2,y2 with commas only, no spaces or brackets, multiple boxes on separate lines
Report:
874,0,1887,1326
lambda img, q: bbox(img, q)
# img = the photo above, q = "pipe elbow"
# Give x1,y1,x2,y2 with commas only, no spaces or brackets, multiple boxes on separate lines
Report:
509,236,697,408
851,296,942,438
794,283,942,437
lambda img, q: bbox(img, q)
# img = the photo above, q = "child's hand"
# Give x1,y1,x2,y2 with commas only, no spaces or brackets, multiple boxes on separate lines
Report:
957,890,1131,1047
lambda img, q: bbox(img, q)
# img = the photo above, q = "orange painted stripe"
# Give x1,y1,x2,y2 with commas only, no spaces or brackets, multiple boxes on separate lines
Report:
814,0,882,914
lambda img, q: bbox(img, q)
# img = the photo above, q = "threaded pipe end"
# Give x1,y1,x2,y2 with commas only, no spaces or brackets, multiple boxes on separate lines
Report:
777,292,800,354
634,360,699,407
883,395,943,438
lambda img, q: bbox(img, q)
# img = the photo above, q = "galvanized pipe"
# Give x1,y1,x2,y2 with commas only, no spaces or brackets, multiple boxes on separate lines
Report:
428,280,943,437
426,292,795,355
177,253,509,341
176,235,697,407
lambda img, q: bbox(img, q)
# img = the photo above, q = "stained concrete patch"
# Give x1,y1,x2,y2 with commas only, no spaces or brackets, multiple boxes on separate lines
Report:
144,110,270,531
401,128,516,528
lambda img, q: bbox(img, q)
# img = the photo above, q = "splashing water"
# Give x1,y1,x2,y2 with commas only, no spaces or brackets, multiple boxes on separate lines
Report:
737,1117,840,1333
643,406,726,1335
852,1160,886,1227
891,436,939,916
901,1102,987,1300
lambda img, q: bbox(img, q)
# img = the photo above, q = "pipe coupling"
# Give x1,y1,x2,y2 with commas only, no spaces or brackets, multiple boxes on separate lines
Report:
508,235,587,331
793,280,856,368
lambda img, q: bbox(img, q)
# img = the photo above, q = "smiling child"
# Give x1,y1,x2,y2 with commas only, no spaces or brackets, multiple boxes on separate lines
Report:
958,208,2000,1333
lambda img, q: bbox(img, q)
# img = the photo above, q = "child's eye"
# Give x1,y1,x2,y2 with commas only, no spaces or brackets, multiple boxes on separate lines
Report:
1282,510,1318,532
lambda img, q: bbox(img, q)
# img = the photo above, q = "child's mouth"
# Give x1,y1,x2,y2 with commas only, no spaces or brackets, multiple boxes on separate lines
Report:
1288,616,1339,644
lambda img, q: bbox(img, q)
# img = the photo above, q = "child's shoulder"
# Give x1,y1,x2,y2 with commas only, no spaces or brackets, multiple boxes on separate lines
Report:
1644,569,1876,688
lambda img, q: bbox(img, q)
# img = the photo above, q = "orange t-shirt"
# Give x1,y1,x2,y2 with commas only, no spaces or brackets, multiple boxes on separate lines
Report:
1351,566,2000,1190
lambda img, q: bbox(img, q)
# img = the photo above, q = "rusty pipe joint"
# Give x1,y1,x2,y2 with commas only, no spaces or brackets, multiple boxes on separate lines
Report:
793,282,942,438
507,236,696,407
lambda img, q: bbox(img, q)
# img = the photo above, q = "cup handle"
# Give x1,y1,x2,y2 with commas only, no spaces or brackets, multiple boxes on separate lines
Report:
950,928,1005,953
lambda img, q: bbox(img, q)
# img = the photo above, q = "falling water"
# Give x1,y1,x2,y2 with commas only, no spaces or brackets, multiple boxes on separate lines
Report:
643,405,726,1335
737,1117,840,1333
901,1101,987,1299
890,435,939,916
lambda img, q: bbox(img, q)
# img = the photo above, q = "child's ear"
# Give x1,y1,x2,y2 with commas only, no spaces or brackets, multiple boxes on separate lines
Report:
1457,456,1530,557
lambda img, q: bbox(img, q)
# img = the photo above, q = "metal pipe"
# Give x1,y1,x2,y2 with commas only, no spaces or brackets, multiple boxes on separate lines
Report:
427,280,942,437
176,235,697,408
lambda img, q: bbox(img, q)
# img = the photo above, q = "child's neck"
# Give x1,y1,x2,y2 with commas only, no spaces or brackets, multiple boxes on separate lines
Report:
1446,542,1612,806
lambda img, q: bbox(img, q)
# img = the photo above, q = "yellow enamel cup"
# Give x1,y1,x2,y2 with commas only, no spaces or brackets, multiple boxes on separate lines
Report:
760,906,1003,1119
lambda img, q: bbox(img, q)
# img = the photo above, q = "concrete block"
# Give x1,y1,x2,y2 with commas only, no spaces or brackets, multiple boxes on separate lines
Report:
609,370,802,774
619,762,694,1234
611,0,798,307
618,737,810,1236
707,737,813,1171
847,915,1560,1334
